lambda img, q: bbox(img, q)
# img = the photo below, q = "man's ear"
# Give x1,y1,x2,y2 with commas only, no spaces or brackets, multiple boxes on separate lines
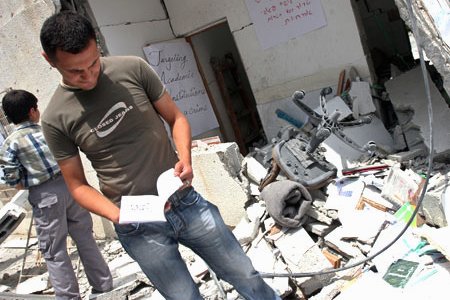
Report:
42,51,55,67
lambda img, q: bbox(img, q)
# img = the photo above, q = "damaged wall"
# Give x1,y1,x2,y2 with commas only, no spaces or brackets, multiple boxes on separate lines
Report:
85,0,372,143
385,66,450,156
163,0,371,105
394,0,450,97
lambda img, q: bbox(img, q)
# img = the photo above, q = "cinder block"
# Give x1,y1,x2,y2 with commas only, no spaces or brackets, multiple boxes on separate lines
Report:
192,142,248,226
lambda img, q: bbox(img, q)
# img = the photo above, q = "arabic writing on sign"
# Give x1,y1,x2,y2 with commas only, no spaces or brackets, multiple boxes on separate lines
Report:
245,0,327,49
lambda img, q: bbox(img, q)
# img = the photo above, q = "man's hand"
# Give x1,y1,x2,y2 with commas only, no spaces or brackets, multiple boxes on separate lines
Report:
174,160,193,187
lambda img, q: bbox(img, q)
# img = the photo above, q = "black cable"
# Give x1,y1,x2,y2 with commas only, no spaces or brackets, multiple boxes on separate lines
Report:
260,0,435,279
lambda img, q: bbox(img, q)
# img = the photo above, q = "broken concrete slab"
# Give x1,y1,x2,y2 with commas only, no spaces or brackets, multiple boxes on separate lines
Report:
395,0,450,96
324,226,366,259
385,66,450,155
241,156,267,186
348,81,377,118
91,273,153,300
304,221,336,238
0,201,27,244
232,213,261,245
0,293,54,299
246,236,292,297
419,193,447,228
191,142,248,226
15,273,50,295
338,206,390,244
387,148,427,162
1,237,37,248
274,227,334,296
308,258,363,300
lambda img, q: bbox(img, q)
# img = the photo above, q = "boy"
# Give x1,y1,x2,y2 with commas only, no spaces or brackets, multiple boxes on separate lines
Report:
0,89,112,299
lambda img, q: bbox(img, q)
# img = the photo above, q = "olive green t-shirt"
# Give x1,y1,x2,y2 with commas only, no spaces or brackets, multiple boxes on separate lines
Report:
42,56,178,205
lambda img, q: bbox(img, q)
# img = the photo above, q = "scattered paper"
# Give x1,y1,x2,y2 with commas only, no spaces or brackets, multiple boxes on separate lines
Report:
325,177,365,210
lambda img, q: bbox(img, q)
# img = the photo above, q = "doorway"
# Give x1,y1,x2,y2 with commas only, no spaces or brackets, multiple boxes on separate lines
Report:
187,22,266,155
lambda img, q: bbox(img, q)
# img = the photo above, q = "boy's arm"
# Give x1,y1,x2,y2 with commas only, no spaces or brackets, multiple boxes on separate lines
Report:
0,143,23,188
57,154,121,223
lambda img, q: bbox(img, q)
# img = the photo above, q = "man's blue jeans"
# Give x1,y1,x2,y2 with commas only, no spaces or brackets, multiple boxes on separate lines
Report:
114,188,279,300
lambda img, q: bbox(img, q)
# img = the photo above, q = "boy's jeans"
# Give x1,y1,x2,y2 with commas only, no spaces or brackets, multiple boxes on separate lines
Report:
114,188,279,300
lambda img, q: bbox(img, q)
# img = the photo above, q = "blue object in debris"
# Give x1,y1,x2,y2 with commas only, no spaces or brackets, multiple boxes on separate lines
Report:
275,109,304,128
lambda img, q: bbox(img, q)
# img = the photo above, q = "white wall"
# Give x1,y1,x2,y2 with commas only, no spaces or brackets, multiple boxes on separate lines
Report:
0,0,60,110
88,0,370,105
88,0,175,58
164,0,371,105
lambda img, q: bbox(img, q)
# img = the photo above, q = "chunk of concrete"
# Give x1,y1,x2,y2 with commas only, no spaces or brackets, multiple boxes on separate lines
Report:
274,227,334,296
232,208,261,246
0,199,27,244
349,81,376,118
247,238,292,297
385,66,450,155
15,273,50,295
192,142,248,226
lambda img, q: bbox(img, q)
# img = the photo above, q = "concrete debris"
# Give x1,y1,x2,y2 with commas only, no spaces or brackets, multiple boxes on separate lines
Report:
232,209,261,246
385,66,450,156
0,190,29,244
1,137,450,299
387,148,427,162
348,81,377,118
15,274,50,295
246,236,292,297
191,142,248,226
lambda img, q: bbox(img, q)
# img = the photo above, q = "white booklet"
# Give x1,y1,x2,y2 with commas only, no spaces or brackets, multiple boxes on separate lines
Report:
119,168,183,224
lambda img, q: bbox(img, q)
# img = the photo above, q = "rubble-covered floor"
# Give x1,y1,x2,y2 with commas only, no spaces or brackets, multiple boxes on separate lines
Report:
1,63,450,299
1,149,450,299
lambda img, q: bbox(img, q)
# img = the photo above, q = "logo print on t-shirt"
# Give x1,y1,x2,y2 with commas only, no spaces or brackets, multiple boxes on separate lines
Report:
90,102,134,138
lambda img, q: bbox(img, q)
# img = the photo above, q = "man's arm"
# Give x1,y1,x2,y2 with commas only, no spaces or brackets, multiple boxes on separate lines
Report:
58,155,120,223
153,91,193,183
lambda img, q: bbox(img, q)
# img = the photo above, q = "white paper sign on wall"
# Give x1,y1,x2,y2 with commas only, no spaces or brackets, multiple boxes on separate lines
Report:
143,39,219,136
245,0,328,49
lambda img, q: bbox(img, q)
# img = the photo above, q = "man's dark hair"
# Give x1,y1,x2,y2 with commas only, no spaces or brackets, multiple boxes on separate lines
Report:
2,90,38,124
40,10,96,61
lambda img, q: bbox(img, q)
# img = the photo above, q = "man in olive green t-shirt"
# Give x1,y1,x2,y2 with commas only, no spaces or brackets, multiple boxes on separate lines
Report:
40,11,280,300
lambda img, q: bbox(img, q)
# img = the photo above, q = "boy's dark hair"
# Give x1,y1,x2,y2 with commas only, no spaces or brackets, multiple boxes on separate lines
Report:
40,10,96,61
2,90,38,124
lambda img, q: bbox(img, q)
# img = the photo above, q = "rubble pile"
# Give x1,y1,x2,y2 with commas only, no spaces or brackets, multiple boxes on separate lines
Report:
1,70,450,298
87,150,450,299
1,142,450,299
